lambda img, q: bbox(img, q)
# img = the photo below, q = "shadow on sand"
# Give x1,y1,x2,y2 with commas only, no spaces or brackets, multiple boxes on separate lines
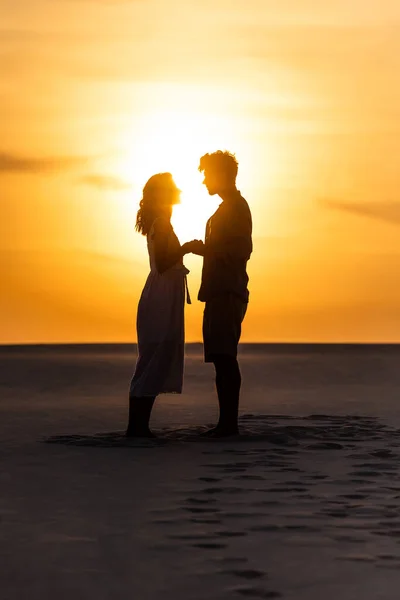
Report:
42,414,400,449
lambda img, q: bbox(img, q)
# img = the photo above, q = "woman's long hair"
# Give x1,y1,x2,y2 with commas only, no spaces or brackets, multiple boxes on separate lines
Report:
135,172,178,236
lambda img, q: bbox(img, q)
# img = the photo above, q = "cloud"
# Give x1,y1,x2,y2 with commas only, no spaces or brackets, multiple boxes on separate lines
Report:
321,199,400,226
0,152,88,174
78,174,132,190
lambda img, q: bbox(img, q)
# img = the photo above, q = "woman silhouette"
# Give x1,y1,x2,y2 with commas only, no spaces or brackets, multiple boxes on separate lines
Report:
127,173,197,437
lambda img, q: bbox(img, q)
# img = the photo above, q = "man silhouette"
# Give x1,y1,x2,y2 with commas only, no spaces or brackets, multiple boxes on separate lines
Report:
190,151,252,436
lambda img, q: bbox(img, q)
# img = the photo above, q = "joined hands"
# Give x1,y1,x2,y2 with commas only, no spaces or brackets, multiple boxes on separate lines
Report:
181,240,205,256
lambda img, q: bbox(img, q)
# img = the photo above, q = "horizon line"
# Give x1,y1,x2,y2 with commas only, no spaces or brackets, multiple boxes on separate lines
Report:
1,342,400,349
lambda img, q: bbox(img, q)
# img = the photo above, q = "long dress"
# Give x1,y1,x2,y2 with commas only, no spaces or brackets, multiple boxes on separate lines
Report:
129,220,190,398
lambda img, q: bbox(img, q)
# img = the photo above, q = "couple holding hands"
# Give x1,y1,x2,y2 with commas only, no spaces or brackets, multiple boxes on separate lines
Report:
127,150,252,438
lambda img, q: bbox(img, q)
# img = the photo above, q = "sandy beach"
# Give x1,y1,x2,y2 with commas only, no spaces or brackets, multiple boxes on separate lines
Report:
1,344,400,599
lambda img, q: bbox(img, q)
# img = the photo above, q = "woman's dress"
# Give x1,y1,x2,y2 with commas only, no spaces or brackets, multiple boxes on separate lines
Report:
129,221,190,397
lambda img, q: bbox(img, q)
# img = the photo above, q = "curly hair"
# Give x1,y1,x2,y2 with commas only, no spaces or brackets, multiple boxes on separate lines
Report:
135,172,179,236
198,150,238,181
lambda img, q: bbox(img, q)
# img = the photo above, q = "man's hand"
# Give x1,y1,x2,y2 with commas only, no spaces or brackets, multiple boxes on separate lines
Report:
181,240,205,256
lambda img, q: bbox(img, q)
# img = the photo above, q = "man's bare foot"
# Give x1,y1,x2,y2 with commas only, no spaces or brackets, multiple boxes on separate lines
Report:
125,428,157,438
200,426,239,438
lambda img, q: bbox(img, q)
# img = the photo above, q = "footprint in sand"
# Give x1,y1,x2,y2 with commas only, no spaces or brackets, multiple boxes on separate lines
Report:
280,467,302,473
185,497,218,505
189,517,222,525
280,511,316,520
305,442,343,450
223,512,267,520
354,506,387,517
258,461,292,469
371,450,397,459
225,569,266,579
339,493,369,499
252,500,281,507
269,448,298,456
234,475,265,481
331,534,368,543
200,486,244,495
216,530,248,538
151,518,182,526
232,586,282,598
379,514,400,524
223,468,249,473
167,533,216,541
336,554,375,562
352,479,375,485
184,507,221,514
356,461,398,470
268,486,309,493
350,470,383,478
212,556,249,565
191,542,228,549
373,529,400,537
201,462,248,469
149,507,183,517
284,524,322,532
321,508,349,518
248,524,281,532
292,493,316,500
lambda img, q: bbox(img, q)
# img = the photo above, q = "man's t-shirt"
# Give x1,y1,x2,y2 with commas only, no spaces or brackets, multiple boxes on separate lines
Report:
198,190,252,303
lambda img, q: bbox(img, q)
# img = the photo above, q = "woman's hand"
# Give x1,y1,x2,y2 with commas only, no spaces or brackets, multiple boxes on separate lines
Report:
181,240,205,256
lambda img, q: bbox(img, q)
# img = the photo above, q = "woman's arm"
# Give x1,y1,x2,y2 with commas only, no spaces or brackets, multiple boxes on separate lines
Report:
153,220,201,274
153,219,182,274
182,240,205,256
187,232,251,261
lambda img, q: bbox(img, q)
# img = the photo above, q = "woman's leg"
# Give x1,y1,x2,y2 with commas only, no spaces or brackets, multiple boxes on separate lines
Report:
126,396,156,437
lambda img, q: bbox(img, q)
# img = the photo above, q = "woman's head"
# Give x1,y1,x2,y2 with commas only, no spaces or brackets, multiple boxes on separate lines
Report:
135,172,180,235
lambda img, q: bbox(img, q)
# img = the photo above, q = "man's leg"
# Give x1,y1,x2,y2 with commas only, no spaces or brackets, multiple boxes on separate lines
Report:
211,354,241,436
202,295,247,437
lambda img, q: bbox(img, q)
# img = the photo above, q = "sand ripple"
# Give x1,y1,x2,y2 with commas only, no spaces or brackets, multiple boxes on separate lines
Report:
41,413,400,597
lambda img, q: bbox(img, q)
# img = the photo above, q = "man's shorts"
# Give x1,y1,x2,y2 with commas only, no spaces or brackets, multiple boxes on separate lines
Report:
203,294,248,363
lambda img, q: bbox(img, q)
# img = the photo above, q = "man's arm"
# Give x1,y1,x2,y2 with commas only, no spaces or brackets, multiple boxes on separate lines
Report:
214,235,252,260
188,229,251,260
186,205,252,260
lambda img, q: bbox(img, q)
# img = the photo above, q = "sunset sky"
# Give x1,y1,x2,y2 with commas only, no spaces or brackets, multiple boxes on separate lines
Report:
2,0,400,343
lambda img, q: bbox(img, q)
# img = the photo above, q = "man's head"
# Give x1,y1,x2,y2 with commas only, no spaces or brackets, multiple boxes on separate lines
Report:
198,150,238,196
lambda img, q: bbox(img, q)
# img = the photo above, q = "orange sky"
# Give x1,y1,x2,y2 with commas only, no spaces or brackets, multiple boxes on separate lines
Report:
1,0,400,343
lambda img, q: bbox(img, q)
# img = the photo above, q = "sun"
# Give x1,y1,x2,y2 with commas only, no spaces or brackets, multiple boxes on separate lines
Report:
113,108,241,241
171,172,219,243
